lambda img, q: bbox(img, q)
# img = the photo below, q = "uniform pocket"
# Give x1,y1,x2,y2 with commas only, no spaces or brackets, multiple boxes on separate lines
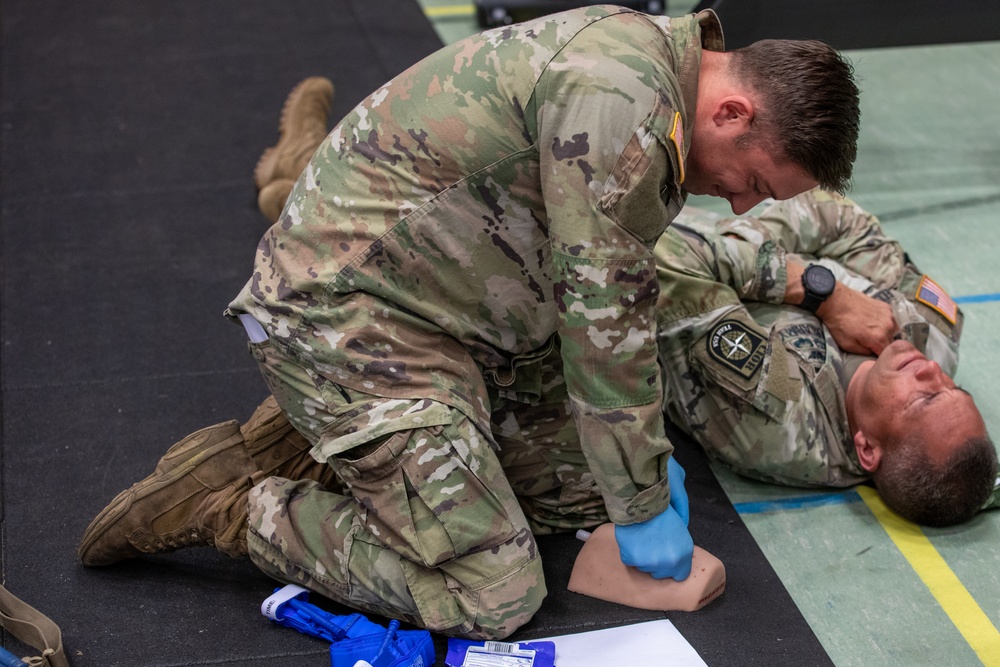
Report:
600,94,684,246
331,404,518,568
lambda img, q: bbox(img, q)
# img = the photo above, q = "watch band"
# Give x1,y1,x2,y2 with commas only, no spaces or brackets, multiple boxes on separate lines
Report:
799,289,826,313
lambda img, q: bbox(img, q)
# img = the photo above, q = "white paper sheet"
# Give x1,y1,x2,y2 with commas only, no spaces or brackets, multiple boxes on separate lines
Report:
533,620,709,667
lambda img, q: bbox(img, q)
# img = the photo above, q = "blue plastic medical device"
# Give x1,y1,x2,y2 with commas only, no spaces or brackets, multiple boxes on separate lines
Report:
261,585,435,667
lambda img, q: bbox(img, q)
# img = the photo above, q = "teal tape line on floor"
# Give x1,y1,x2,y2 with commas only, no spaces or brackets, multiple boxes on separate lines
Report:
734,490,862,515
955,293,1000,304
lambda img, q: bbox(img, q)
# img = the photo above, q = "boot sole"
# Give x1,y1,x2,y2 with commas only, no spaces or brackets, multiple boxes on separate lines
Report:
77,430,245,566
253,76,334,190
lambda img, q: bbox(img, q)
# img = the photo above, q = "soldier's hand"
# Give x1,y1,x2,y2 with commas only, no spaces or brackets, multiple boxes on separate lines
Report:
817,284,897,355
615,506,694,581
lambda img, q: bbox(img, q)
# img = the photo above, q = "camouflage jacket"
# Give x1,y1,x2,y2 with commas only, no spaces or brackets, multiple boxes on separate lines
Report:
229,7,725,524
654,190,964,488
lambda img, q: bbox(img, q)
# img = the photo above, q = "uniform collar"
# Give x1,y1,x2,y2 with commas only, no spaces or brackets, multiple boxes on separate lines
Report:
649,10,725,168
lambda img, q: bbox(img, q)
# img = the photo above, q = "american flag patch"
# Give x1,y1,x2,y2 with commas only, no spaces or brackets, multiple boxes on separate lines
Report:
916,275,958,324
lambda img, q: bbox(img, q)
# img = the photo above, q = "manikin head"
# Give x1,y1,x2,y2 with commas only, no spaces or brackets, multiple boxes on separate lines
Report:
685,40,861,215
846,340,997,527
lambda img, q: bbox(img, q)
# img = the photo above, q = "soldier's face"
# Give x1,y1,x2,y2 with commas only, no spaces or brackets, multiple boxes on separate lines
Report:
852,340,984,463
684,134,817,215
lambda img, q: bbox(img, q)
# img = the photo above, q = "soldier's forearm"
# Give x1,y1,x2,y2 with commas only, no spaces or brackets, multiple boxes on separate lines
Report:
783,261,807,306
785,259,898,354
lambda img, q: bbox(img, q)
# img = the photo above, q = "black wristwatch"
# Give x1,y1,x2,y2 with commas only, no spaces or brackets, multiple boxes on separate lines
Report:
800,264,836,313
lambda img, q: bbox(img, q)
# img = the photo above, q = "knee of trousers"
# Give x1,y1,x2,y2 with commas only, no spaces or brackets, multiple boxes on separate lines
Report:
407,526,546,641
466,539,547,640
246,468,547,640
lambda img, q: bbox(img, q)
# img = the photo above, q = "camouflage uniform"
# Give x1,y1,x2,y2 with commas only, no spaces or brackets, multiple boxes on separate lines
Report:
655,189,964,488
227,7,723,638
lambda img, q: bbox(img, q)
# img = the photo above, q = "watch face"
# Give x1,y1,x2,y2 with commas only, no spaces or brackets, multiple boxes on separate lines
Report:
806,265,836,295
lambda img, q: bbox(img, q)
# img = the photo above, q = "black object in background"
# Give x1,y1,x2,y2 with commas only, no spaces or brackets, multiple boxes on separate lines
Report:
475,0,666,28
693,0,1000,49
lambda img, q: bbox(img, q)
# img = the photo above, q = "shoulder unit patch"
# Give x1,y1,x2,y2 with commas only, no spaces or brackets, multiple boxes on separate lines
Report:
707,319,767,379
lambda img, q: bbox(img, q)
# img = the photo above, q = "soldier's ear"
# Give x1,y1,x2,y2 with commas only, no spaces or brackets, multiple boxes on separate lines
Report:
854,431,882,472
711,96,754,132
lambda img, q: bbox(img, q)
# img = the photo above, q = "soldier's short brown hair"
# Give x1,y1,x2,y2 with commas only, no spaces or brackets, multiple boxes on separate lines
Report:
730,39,860,194
874,434,997,527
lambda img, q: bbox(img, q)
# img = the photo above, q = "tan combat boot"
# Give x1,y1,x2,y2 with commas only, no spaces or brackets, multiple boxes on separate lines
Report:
254,76,334,223
78,401,342,567
241,395,341,490
77,421,262,566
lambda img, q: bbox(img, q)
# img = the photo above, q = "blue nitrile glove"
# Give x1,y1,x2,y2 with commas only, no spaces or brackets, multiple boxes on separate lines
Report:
615,505,694,580
667,456,689,526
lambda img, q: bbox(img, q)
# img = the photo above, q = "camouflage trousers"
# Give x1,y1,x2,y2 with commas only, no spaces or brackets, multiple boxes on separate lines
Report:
245,338,606,639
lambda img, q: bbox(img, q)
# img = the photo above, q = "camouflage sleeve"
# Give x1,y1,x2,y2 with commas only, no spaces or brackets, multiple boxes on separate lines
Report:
533,14,686,524
654,216,787,321
736,189,907,290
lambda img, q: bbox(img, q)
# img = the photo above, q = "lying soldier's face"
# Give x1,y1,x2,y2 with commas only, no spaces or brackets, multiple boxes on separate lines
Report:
854,340,985,462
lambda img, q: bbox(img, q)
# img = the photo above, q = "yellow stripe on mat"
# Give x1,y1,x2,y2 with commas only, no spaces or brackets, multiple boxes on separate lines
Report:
858,486,1000,665
423,3,475,18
